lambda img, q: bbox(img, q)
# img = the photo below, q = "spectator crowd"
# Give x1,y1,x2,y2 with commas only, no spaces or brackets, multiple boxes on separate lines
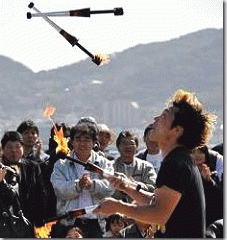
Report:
0,89,223,238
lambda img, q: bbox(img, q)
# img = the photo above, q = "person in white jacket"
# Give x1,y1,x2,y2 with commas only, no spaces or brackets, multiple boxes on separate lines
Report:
51,119,114,238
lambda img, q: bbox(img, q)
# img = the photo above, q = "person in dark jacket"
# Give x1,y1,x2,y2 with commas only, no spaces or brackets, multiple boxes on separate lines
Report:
17,119,49,164
1,131,47,226
17,120,68,219
190,146,223,226
0,162,34,237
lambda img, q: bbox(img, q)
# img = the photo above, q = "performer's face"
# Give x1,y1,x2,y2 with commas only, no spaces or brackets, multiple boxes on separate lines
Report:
149,107,176,143
144,135,159,155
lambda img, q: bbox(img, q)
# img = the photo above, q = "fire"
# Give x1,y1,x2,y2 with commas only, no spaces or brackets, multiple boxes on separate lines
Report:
54,125,70,157
35,221,57,238
43,105,56,119
93,52,110,65
42,104,70,157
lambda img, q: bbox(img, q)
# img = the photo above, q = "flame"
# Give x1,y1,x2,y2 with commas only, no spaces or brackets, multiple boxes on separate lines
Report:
35,221,57,238
54,125,70,157
93,52,110,65
43,105,56,120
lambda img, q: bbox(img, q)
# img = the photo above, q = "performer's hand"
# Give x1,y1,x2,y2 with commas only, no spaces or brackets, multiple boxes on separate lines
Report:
93,198,122,216
107,172,131,191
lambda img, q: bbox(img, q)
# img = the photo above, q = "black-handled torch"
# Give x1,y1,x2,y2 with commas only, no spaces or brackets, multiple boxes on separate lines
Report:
27,2,108,65
27,7,123,18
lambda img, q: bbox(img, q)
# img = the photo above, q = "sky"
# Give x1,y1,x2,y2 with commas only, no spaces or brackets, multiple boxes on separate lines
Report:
0,0,223,73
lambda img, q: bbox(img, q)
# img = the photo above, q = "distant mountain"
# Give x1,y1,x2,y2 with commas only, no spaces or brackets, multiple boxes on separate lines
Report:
0,28,223,145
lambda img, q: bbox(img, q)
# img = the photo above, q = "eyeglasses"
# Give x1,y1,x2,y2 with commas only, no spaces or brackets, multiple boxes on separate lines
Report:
120,140,137,146
74,136,93,143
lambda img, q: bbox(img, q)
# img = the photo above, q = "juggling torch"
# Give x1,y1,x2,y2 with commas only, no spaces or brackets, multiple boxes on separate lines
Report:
27,7,123,18
27,2,109,65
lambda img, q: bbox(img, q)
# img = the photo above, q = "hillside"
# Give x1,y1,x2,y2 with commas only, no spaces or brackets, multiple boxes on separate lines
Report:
0,28,223,145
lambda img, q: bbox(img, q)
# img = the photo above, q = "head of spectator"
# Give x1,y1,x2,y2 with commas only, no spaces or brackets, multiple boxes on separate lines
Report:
143,124,160,155
1,131,24,163
17,119,40,154
105,213,126,237
97,124,115,153
76,116,97,126
149,89,217,152
70,120,99,162
65,227,83,238
190,146,209,170
50,222,83,238
116,130,138,165
76,117,100,152
190,145,220,183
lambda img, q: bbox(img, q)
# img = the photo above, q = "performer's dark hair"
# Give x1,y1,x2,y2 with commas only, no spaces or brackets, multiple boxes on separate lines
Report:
169,89,216,150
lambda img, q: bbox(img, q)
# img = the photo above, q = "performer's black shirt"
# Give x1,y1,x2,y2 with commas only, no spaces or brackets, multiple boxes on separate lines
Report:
155,146,206,238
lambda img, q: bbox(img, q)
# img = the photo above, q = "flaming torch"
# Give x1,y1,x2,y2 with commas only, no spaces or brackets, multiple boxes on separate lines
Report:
43,105,56,120
27,2,110,66
54,124,70,158
43,105,71,157
43,105,57,130
34,221,57,238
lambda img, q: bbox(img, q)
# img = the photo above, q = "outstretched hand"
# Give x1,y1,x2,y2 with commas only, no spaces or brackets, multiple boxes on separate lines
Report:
106,172,131,191
93,197,122,217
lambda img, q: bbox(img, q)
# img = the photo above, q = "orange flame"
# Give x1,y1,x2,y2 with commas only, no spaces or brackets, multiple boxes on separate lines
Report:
43,105,56,120
54,125,70,157
35,221,57,238
94,52,110,65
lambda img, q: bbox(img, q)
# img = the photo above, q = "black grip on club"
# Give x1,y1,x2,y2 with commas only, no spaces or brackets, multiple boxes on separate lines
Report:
70,8,90,17
60,30,78,46
114,8,124,15
28,2,34,8
27,12,32,19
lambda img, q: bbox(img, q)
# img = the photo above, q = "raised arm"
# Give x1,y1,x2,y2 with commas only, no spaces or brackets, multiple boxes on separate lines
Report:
94,185,181,225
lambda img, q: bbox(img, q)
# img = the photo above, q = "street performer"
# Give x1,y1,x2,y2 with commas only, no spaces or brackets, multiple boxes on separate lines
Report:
94,89,216,238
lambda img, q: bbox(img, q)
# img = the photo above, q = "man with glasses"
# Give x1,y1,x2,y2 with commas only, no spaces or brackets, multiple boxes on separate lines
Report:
112,130,157,203
50,119,114,238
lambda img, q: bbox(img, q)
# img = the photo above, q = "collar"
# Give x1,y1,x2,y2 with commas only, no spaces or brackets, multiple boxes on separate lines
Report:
72,150,94,164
